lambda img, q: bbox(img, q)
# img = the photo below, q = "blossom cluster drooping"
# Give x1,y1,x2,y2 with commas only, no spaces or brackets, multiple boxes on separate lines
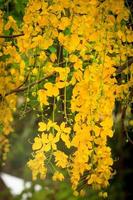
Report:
24,0,133,196
0,11,25,160
0,0,133,197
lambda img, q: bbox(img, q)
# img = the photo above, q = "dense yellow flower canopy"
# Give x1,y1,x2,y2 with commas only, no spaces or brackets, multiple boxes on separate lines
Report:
0,0,133,197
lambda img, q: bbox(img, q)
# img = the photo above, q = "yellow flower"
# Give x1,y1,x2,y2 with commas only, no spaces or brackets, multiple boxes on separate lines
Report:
52,171,64,181
54,150,68,168
99,192,108,198
58,122,71,148
58,17,70,30
55,67,70,81
44,82,59,97
87,174,97,185
44,133,59,151
32,137,42,151
66,34,80,52
58,32,67,45
69,54,78,63
47,120,59,131
61,134,71,148
129,120,133,126
73,191,79,197
41,38,53,50
38,15,48,27
56,81,66,89
23,0,133,195
59,122,71,134
32,133,48,151
74,59,83,70
38,122,47,132
39,51,47,61
50,53,57,62
32,68,38,75
5,16,18,31
38,89,49,106
27,152,47,180
100,118,113,129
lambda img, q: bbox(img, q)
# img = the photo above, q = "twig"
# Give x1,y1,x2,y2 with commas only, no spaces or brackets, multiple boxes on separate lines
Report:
121,105,133,145
0,72,55,100
0,33,24,39
0,57,132,99
15,71,30,90
115,57,133,74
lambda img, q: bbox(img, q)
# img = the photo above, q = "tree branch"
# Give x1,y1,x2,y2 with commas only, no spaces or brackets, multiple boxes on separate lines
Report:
0,57,132,100
121,105,133,145
115,57,133,74
15,72,30,90
0,33,24,39
0,72,55,100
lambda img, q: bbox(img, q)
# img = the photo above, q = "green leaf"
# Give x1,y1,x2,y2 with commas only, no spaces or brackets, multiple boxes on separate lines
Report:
49,46,57,53
64,27,71,35
0,123,3,133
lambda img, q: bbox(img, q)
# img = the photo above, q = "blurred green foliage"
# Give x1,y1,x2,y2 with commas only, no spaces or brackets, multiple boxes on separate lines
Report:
0,0,28,21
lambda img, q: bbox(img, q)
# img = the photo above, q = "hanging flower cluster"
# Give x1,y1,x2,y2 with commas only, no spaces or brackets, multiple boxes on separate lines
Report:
0,10,25,160
0,0,133,197
24,0,133,196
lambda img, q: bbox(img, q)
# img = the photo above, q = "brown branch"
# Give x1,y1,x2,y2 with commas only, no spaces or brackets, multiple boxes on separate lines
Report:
125,130,133,145
115,57,133,74
0,33,24,39
15,72,30,90
0,72,55,100
0,57,132,99
121,105,133,145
